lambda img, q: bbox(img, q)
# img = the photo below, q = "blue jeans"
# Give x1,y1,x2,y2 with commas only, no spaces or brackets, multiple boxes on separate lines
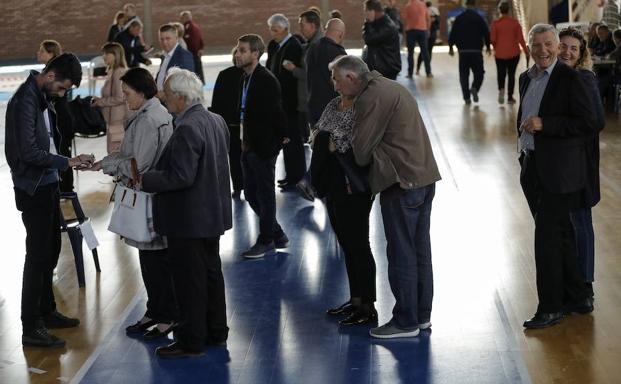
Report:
406,29,430,76
380,183,435,329
241,151,283,243
570,208,595,283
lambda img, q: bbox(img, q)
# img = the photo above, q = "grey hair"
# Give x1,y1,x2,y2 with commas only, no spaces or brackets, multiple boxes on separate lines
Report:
180,10,192,19
267,13,290,30
165,67,203,104
528,23,559,46
329,55,370,77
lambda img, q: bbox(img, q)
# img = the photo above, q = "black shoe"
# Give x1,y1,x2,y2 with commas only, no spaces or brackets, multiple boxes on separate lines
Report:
42,311,80,329
156,342,204,359
564,298,594,315
277,178,288,185
274,232,290,249
232,190,242,198
22,327,66,348
326,301,355,316
523,312,564,329
143,323,175,340
205,337,228,347
470,87,479,102
278,182,296,191
339,309,378,326
126,319,157,334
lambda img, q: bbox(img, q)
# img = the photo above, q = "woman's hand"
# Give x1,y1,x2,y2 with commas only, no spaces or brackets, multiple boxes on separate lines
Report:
91,96,102,107
83,160,103,172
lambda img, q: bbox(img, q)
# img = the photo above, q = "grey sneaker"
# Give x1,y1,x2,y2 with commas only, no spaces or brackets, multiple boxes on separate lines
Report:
296,179,316,202
369,322,420,339
470,87,479,103
419,321,432,330
498,90,505,104
242,241,276,259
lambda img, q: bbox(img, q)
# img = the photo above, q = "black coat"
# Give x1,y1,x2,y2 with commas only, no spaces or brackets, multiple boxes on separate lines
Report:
448,9,490,52
306,37,347,125
237,65,287,159
115,29,148,67
362,15,402,78
107,24,122,43
266,36,304,114
142,104,232,238
210,65,244,138
517,62,597,197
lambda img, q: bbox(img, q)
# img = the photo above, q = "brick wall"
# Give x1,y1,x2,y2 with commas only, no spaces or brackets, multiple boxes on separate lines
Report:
2,0,501,62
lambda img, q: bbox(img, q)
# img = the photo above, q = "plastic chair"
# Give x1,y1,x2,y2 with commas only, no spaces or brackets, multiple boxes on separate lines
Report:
59,192,101,287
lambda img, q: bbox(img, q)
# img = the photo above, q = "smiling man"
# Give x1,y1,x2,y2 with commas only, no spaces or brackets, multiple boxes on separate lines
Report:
518,24,597,329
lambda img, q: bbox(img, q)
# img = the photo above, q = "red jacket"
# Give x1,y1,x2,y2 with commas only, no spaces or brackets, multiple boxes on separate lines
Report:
183,20,204,55
491,16,528,59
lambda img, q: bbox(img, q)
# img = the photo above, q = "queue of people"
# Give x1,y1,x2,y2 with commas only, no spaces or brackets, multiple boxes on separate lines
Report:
3,1,607,363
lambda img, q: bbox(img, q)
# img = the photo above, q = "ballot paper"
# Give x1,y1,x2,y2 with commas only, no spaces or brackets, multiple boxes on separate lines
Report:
78,219,99,250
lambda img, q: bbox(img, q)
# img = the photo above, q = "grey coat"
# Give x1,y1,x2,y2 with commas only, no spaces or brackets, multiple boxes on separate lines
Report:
102,97,173,250
142,103,232,239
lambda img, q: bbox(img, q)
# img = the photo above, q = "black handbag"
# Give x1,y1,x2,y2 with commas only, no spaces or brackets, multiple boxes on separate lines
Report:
334,150,370,194
69,96,107,137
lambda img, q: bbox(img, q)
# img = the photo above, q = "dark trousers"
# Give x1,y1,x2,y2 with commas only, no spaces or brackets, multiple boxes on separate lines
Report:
495,56,520,97
15,183,61,331
379,183,435,329
406,29,431,76
228,125,244,192
458,52,485,101
241,151,284,242
57,140,74,193
520,153,588,313
416,33,436,73
193,54,205,84
570,208,595,283
138,248,178,323
326,193,376,303
167,237,228,350
298,111,310,143
283,111,307,183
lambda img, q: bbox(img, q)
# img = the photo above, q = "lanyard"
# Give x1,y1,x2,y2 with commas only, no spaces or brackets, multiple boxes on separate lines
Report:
240,73,253,121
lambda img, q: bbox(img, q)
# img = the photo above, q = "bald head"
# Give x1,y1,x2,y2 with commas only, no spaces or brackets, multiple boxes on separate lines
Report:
325,18,345,45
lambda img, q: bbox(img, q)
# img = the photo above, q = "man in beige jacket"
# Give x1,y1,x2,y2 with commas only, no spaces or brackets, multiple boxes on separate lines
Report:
331,55,441,338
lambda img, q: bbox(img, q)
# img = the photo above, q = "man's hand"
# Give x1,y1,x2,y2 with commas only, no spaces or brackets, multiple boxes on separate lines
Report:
520,117,543,134
69,154,95,169
282,137,291,145
83,160,103,172
328,138,337,153
282,61,295,72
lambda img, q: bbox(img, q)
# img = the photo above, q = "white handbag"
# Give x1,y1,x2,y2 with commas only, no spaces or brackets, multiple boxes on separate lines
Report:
107,158,157,242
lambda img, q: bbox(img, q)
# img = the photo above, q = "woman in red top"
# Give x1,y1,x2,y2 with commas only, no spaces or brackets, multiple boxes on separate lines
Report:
490,2,529,104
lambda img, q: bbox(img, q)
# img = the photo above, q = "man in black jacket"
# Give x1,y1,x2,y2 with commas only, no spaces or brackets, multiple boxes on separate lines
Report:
234,34,290,259
210,51,245,197
518,24,596,329
115,19,151,68
362,0,402,80
306,18,347,126
266,13,306,188
142,68,232,358
448,0,491,104
5,53,94,348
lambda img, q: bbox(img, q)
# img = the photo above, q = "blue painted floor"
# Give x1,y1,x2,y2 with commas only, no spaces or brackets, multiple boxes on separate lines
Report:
75,192,531,383
73,80,532,384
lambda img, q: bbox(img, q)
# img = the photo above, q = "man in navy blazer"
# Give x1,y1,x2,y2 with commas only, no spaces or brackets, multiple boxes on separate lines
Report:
155,23,195,98
517,24,597,329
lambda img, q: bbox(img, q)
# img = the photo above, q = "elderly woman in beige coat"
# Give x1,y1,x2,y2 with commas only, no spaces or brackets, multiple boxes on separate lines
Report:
89,68,177,339
92,42,129,154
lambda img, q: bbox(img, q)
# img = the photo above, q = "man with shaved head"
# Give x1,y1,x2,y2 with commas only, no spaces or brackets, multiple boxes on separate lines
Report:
306,18,347,126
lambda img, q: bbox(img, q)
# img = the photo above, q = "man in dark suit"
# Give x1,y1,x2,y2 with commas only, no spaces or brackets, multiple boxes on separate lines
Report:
234,34,290,259
142,68,232,358
210,51,245,198
115,19,151,68
155,24,195,98
266,13,306,189
518,24,597,329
